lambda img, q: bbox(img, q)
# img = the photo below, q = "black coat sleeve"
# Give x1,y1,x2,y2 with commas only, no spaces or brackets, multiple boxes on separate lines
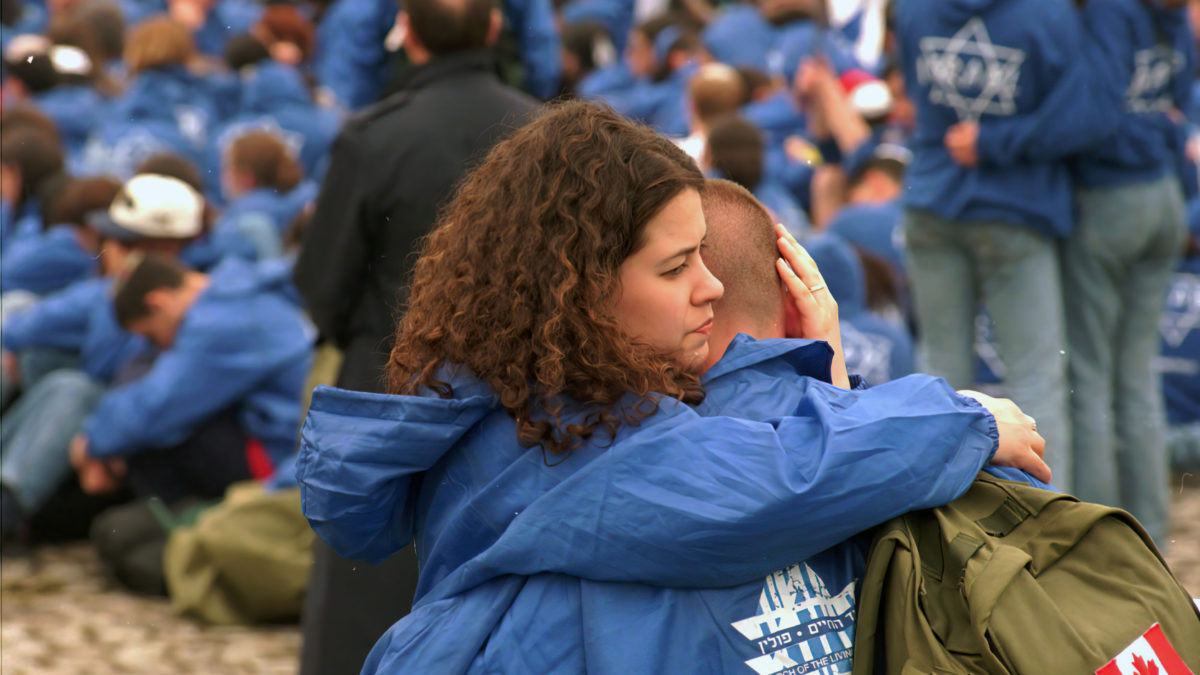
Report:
294,127,371,348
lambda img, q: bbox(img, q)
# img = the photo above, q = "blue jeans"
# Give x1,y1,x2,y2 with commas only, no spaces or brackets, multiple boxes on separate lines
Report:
904,209,1072,489
1064,177,1185,545
0,369,105,513
0,290,40,409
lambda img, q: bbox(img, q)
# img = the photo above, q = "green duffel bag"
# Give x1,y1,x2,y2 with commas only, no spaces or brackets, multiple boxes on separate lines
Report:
164,482,314,625
852,473,1200,674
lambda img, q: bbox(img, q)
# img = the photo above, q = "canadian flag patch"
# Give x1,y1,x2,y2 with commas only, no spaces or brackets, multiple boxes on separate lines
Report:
1095,623,1194,675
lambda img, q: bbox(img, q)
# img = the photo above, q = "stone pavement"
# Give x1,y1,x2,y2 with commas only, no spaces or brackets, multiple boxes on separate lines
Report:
2,478,1199,674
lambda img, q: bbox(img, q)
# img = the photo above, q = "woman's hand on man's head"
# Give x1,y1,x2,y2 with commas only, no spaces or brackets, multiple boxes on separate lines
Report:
774,224,851,389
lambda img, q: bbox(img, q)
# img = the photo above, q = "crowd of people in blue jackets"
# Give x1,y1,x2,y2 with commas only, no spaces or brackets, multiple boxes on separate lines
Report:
2,0,1200,660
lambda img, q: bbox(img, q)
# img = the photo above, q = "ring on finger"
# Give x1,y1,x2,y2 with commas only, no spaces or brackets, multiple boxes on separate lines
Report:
807,282,827,293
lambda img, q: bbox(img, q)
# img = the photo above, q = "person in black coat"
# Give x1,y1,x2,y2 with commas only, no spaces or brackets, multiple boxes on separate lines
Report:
292,0,538,670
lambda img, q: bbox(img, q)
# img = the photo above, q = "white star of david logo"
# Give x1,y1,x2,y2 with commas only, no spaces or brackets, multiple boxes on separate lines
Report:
1161,273,1200,348
917,17,1026,121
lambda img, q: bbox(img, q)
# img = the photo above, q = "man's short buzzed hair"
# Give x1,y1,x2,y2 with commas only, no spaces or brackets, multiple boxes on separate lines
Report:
407,0,494,56
699,178,781,325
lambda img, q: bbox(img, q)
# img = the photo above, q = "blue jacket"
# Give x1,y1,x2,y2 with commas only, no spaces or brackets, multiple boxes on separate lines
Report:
807,233,915,384
600,62,696,137
1071,0,1196,187
774,19,862,84
1,276,149,383
1160,253,1200,425
82,66,221,181
183,184,316,269
743,90,807,153
192,0,262,56
211,61,342,182
826,200,907,273
756,179,811,238
703,4,775,72
0,225,96,295
501,0,563,100
32,85,104,162
893,0,1117,237
83,257,315,464
1,199,47,252
560,0,634,52
577,62,634,99
296,335,1023,672
314,0,397,109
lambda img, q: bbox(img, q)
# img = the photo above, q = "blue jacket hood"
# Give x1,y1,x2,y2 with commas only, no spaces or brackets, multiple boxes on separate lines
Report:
806,233,867,316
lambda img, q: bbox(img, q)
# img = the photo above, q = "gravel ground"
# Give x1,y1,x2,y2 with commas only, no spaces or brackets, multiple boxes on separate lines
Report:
2,478,1198,674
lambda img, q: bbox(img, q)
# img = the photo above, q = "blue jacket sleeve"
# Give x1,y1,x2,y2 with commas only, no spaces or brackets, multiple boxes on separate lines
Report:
1,279,104,353
0,229,96,295
451,374,998,590
503,0,562,99
975,5,1122,166
82,296,306,458
315,0,391,109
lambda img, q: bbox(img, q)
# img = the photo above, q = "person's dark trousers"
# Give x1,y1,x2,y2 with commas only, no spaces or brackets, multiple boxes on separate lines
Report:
300,540,420,674
123,410,254,504
300,355,420,675
90,496,209,595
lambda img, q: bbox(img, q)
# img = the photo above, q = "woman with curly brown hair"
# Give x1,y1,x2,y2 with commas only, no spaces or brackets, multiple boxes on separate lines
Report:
295,100,1046,673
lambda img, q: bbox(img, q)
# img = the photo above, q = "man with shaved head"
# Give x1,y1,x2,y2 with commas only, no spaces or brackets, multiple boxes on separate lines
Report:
292,0,538,668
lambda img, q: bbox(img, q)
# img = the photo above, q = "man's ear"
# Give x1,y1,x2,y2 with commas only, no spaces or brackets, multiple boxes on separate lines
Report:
782,283,804,338
486,8,503,46
142,288,175,314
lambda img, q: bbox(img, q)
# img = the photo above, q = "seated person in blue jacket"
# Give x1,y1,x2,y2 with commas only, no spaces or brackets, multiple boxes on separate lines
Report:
0,173,210,541
1159,203,1200,475
68,252,314,504
295,101,1049,673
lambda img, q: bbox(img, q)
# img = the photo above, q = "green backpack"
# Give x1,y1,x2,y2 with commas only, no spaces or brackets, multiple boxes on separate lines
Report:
851,473,1200,674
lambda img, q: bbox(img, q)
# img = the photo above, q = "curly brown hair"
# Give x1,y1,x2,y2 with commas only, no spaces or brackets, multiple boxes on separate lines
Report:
388,100,706,454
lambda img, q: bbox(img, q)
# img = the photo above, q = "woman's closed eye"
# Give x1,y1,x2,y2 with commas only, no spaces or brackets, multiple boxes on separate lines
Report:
663,261,689,277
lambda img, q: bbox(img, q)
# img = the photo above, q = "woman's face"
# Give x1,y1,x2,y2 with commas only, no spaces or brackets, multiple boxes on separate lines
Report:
613,188,724,373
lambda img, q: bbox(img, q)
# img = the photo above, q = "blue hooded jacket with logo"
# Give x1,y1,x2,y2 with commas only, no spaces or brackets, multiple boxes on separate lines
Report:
82,257,314,465
81,65,223,182
893,0,1119,237
296,335,1044,672
1070,0,1196,187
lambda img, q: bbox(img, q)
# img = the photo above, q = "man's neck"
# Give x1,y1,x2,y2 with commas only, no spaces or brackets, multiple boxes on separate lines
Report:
702,314,784,374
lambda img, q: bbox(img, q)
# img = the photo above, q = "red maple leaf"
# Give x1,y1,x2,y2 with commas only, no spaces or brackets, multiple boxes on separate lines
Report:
1132,654,1160,675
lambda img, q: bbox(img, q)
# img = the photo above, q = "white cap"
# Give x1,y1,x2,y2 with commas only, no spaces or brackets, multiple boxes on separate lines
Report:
88,174,204,241
50,45,92,76
849,81,894,120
